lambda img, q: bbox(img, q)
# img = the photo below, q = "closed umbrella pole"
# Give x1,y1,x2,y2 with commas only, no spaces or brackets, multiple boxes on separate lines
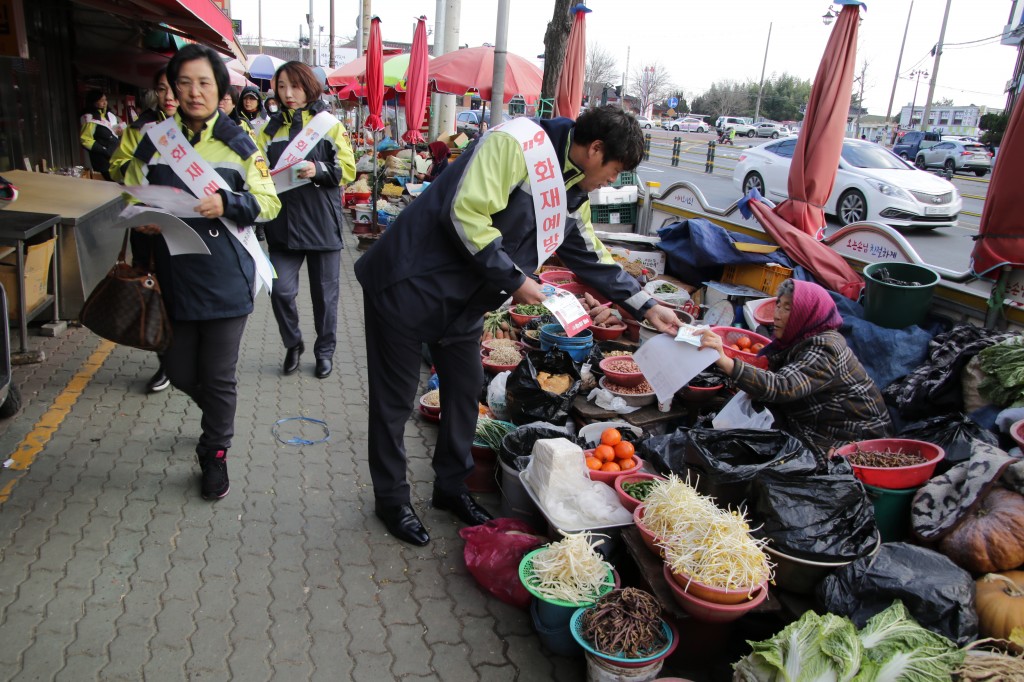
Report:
402,15,431,183
553,4,590,119
489,0,510,128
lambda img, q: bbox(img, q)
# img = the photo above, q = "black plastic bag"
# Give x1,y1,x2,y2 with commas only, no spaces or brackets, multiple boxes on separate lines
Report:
817,542,977,646
499,424,586,472
898,412,998,472
750,470,879,562
641,428,822,507
505,349,582,426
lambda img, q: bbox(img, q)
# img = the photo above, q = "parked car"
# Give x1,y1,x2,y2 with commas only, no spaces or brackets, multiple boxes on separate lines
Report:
732,137,962,229
662,117,709,132
456,109,483,134
892,130,942,161
755,122,787,139
635,116,656,129
715,116,757,137
916,140,992,176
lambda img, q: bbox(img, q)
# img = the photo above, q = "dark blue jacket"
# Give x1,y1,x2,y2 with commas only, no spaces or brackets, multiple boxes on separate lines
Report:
126,112,280,321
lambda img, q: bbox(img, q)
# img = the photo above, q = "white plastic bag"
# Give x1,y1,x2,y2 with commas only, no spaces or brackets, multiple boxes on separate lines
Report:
712,391,774,430
644,279,691,308
586,387,639,414
487,371,510,420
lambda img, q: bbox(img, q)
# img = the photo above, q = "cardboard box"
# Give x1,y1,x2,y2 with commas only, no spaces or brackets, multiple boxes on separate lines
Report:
590,186,638,205
608,246,667,276
452,132,469,149
0,237,55,320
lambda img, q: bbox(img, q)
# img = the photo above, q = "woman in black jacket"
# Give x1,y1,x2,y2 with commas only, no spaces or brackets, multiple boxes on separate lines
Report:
257,62,355,379
79,90,122,180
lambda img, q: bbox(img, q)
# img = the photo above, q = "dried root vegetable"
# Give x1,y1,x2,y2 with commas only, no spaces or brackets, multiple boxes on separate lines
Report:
956,640,1024,681
524,532,613,605
580,588,667,659
644,474,772,593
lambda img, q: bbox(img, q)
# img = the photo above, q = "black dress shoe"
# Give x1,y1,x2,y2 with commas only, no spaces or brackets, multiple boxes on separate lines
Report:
432,490,494,526
315,358,332,379
375,502,430,546
282,341,304,375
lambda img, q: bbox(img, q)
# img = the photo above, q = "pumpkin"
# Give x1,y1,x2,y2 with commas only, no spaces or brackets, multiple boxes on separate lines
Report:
975,571,1024,641
939,488,1024,574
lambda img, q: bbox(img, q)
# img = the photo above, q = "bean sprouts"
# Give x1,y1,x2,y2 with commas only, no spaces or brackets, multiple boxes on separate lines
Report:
524,532,613,605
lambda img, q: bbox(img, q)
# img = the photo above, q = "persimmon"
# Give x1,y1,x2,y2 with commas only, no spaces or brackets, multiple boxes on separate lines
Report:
751,342,765,352
736,335,752,350
600,461,621,473
585,456,603,470
617,458,636,470
729,344,741,351
600,428,622,446
613,441,635,459
594,444,616,462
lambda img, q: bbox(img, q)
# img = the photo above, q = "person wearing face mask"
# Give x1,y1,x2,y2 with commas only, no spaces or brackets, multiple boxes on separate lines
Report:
699,279,892,458
109,67,180,394
121,44,280,500
354,106,682,546
80,89,122,180
257,61,355,380
238,86,267,135
264,96,280,115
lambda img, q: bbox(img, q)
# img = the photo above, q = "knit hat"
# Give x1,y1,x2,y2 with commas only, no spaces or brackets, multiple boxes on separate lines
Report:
763,279,843,356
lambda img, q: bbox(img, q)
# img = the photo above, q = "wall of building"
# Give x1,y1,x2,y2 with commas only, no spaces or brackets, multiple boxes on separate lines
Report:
897,104,999,136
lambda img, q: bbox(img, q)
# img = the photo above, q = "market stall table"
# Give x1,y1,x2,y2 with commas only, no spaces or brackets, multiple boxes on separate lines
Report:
3,171,125,320
0,211,61,361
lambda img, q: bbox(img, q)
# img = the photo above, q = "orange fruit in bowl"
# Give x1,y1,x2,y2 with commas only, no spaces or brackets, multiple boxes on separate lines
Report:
613,441,635,459
585,456,603,470
594,444,616,462
601,428,622,446
617,458,636,470
600,461,621,473
736,335,752,350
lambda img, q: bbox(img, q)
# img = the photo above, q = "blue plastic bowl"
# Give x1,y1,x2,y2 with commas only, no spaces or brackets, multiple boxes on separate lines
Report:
569,607,674,665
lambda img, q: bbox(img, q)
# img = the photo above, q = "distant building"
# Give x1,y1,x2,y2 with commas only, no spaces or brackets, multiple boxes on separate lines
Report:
897,104,1000,137
846,114,891,141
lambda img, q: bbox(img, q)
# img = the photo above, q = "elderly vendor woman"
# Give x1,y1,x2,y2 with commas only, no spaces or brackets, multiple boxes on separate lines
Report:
700,279,893,455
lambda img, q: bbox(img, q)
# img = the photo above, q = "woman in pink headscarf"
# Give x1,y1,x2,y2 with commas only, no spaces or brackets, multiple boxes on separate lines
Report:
700,279,892,455
416,141,451,183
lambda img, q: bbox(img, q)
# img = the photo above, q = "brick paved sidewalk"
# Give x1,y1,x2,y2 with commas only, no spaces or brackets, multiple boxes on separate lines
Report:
0,239,583,681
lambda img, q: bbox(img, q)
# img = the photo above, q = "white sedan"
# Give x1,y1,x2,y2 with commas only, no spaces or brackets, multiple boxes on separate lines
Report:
662,117,709,133
732,138,962,229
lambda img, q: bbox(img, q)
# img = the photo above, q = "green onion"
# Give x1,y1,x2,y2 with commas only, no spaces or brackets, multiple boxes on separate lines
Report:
622,480,659,502
514,303,548,316
474,418,516,452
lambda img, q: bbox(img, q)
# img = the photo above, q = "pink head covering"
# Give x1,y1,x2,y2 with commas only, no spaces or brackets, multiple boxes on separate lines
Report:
763,279,843,356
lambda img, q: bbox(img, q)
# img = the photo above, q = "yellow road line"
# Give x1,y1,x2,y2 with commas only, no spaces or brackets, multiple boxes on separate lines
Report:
0,340,116,503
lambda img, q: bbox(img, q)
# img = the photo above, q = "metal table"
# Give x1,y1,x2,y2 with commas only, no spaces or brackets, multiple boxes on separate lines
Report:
0,211,61,360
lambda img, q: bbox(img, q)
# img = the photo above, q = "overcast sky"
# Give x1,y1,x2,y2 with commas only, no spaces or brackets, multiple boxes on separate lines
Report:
229,0,1019,115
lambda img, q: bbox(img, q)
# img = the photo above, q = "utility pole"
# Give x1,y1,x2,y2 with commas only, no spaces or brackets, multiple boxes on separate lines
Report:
622,46,630,109
307,0,315,66
909,69,929,130
258,0,263,53
753,22,772,122
329,0,335,68
885,0,914,139
920,0,952,134
854,62,867,138
439,0,461,137
490,0,509,128
429,0,446,140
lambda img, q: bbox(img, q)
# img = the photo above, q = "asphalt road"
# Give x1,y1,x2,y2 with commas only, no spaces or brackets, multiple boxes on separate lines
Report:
633,127,989,274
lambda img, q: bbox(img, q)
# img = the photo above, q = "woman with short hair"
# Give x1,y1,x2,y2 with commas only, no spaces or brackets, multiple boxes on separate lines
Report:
80,89,122,180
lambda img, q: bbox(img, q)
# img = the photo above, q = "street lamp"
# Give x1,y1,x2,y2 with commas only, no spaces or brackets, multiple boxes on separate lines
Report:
822,8,836,26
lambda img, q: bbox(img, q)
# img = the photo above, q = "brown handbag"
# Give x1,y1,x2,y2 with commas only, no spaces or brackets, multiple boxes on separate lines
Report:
80,230,172,352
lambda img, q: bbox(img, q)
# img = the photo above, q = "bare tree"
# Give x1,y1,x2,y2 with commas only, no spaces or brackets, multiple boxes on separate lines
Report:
584,44,618,107
540,0,574,116
630,62,673,117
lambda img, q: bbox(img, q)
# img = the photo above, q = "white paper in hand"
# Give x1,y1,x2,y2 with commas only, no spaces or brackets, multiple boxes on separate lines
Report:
113,206,211,256
633,334,719,403
542,290,592,337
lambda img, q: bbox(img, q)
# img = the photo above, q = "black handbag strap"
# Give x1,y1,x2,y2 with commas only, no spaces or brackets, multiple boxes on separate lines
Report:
117,230,130,264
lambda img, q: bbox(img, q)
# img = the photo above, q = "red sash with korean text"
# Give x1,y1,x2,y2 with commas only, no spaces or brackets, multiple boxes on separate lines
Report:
270,111,338,194
491,118,567,267
145,117,275,293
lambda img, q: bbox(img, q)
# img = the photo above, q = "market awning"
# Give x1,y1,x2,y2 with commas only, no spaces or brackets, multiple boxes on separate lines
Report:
70,0,245,60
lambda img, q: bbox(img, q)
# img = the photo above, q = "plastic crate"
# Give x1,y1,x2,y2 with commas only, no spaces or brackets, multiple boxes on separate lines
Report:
591,202,637,225
721,263,793,295
611,171,638,188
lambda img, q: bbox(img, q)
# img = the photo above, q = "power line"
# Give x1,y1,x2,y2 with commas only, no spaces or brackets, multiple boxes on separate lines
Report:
944,27,1020,47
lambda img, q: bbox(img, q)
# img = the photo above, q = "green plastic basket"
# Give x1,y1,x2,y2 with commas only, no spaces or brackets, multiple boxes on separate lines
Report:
612,171,638,188
518,548,614,607
591,202,638,225
569,607,674,664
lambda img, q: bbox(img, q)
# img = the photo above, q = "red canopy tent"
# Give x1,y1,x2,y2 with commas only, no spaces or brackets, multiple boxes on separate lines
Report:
428,46,542,103
553,4,590,119
401,17,430,146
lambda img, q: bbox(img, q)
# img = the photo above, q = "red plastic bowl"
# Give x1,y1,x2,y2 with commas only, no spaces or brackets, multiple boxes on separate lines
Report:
668,568,765,606
584,449,644,485
509,305,542,328
614,473,666,513
753,299,776,327
632,505,663,556
590,321,626,341
1012,419,1024,450
538,269,577,286
481,350,523,374
677,382,724,403
710,326,771,370
598,355,645,387
832,438,945,489
661,563,767,623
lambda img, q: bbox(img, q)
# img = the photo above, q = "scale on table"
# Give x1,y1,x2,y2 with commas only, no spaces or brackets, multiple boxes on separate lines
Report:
699,281,771,328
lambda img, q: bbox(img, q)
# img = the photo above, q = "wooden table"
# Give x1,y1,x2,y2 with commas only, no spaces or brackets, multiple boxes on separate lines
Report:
4,171,125,319
0,211,61,360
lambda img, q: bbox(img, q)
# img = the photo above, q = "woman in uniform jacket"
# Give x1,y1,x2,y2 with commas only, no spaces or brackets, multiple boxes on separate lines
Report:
238,86,267,134
257,61,355,379
122,44,281,501
219,86,255,139
80,89,121,180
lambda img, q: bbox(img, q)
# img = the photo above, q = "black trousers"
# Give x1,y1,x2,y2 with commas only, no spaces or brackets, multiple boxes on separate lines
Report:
269,249,340,360
163,315,248,453
364,291,482,506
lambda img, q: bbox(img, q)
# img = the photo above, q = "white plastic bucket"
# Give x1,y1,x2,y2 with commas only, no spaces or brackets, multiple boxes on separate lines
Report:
585,652,664,682
498,461,544,527
353,205,373,224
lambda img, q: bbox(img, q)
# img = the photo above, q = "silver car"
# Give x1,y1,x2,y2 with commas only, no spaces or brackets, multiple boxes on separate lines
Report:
754,122,785,139
915,141,992,177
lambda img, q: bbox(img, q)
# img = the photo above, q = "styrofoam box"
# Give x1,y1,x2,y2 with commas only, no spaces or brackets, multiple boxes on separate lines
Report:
608,246,667,276
590,186,638,205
